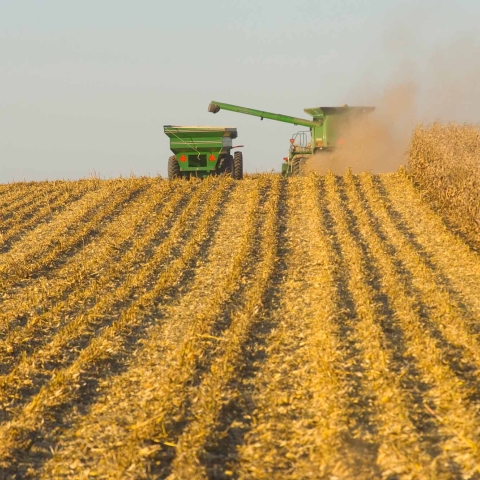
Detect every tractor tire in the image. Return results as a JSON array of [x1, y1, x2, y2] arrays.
[[233, 151, 243, 180], [292, 156, 307, 176], [217, 155, 233, 176], [168, 155, 181, 180], [292, 157, 301, 176]]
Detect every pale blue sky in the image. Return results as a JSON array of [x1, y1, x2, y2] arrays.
[[1, 0, 479, 181]]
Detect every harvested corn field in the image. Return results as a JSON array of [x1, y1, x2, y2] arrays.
[[1, 172, 480, 479]]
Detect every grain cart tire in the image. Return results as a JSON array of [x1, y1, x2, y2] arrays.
[[168, 155, 181, 180], [224, 155, 234, 176], [233, 151, 243, 180], [216, 155, 224, 174], [226, 155, 233, 176], [215, 154, 232, 176]]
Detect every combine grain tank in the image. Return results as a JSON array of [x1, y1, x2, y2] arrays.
[[208, 101, 375, 176], [164, 125, 243, 180]]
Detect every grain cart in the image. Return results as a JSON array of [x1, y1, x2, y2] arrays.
[[164, 125, 243, 180], [208, 101, 375, 176]]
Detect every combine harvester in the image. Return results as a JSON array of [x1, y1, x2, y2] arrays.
[[208, 101, 375, 176], [164, 125, 243, 180]]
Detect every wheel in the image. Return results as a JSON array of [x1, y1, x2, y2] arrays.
[[233, 151, 243, 180], [217, 155, 233, 176], [168, 155, 181, 180], [292, 156, 306, 176], [292, 157, 301, 176]]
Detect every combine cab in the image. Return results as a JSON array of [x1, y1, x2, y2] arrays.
[[164, 125, 243, 180], [208, 101, 375, 176]]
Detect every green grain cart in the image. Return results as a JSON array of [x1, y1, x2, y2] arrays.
[[164, 125, 243, 180], [208, 101, 375, 176]]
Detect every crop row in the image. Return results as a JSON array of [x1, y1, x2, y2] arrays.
[[0, 177, 231, 474], [41, 176, 275, 478], [1, 173, 480, 479]]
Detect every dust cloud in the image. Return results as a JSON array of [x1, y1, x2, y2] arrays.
[[306, 22, 480, 175], [306, 83, 417, 174]]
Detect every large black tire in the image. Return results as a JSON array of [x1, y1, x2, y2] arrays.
[[292, 157, 301, 176], [168, 155, 181, 180], [292, 156, 307, 176], [233, 151, 243, 180], [217, 155, 233, 176], [216, 155, 225, 174]]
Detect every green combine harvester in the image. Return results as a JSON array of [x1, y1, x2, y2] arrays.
[[164, 125, 243, 180], [208, 101, 375, 176]]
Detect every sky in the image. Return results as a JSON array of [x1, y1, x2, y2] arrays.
[[1, 0, 479, 182]]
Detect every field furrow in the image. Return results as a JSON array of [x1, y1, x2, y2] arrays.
[[0, 180, 97, 252], [354, 174, 480, 476], [0, 172, 479, 479], [167, 176, 281, 480], [357, 174, 480, 380], [287, 174, 373, 478], [0, 182, 18, 202], [0, 179, 181, 365], [0, 179, 218, 413], [0, 177, 233, 476], [379, 173, 480, 318], [322, 172, 436, 476], [0, 182, 58, 221], [40, 176, 268, 478], [0, 179, 139, 289], [236, 175, 362, 479]]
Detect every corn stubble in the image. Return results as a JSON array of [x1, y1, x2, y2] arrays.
[[0, 167, 480, 479]]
